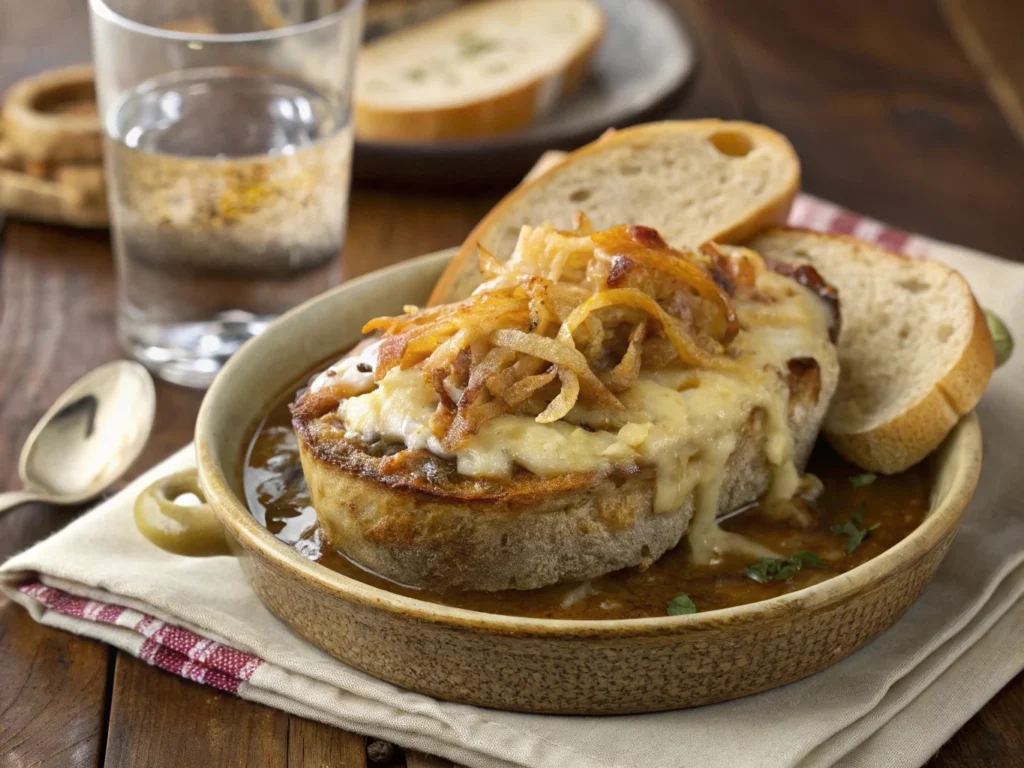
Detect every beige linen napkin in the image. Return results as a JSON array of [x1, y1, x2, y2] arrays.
[[2, 197, 1023, 768]]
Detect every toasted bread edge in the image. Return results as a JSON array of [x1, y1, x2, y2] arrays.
[[427, 120, 800, 306]]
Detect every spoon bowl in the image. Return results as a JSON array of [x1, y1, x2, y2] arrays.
[[0, 361, 155, 513]]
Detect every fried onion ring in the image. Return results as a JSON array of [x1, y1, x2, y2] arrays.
[[537, 368, 580, 423]]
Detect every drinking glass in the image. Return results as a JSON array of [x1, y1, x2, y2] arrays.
[[89, 0, 363, 387]]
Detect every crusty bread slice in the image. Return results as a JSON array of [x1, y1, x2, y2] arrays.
[[355, 0, 605, 142], [429, 120, 801, 304], [749, 228, 995, 474], [294, 359, 834, 592], [292, 236, 840, 591]]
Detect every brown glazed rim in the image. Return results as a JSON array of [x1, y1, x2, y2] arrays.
[[195, 250, 983, 639]]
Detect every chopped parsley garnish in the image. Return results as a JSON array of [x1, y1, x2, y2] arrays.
[[744, 551, 823, 583], [792, 550, 825, 568], [830, 503, 880, 555], [848, 473, 877, 488], [667, 593, 698, 616]]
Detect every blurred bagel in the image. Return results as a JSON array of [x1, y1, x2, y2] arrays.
[[2, 64, 101, 163]]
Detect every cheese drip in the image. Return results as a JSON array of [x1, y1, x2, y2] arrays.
[[328, 269, 836, 564]]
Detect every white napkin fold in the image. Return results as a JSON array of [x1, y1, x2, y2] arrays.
[[3, 197, 1023, 768]]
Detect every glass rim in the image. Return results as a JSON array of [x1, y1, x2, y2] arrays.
[[88, 0, 364, 44]]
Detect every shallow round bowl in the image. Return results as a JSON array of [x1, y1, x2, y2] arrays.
[[183, 250, 981, 714]]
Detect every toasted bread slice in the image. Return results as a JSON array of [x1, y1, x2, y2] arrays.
[[428, 120, 801, 305], [749, 228, 995, 473], [295, 390, 829, 592], [355, 0, 605, 142], [293, 235, 839, 591]]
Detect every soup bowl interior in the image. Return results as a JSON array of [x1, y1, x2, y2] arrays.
[[193, 250, 982, 714]]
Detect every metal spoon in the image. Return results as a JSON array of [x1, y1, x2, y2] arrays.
[[0, 361, 156, 514]]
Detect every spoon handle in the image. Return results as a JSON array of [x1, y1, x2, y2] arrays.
[[0, 490, 42, 514]]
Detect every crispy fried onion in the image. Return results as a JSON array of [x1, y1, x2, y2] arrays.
[[559, 289, 739, 372], [592, 225, 740, 346], [491, 329, 622, 412], [359, 220, 749, 449]]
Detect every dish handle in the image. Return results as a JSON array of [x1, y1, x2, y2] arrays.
[[134, 469, 232, 557]]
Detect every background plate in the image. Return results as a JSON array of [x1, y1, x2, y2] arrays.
[[353, 0, 697, 186]]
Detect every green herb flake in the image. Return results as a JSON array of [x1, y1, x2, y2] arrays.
[[792, 550, 825, 568], [849, 473, 877, 488], [403, 67, 428, 83], [985, 309, 1014, 368], [667, 593, 698, 616], [744, 551, 823, 584], [830, 503, 880, 555], [457, 31, 499, 58]]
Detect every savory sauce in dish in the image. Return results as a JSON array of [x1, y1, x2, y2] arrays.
[[243, 377, 932, 621]]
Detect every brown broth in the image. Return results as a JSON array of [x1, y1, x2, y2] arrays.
[[243, 378, 932, 621]]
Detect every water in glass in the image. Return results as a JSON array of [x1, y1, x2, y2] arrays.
[[106, 66, 352, 387]]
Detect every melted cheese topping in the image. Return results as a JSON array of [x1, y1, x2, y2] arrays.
[[314, 270, 836, 564], [311, 342, 379, 397]]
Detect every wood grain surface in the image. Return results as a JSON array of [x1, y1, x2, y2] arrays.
[[941, 0, 1024, 146], [2, 1, 1023, 767]]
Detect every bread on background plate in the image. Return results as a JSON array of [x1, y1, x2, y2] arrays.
[[356, 0, 605, 142], [429, 120, 801, 305]]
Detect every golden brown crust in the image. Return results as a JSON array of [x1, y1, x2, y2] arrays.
[[296, 412, 789, 591], [292, 349, 834, 591], [826, 299, 994, 473], [750, 227, 996, 474], [293, 400, 608, 503]]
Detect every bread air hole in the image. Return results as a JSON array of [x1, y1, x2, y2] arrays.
[[938, 323, 954, 342], [569, 188, 591, 202], [708, 130, 754, 157]]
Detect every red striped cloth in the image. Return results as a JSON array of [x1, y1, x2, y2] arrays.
[[19, 582, 263, 694], [789, 194, 912, 252], [13, 192, 917, 699]]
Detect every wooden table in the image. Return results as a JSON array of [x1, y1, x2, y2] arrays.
[[3, 1, 1024, 766]]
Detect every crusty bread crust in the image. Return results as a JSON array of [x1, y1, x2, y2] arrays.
[[750, 228, 995, 474], [295, 407, 822, 592], [355, 2, 605, 143], [292, 350, 836, 591], [826, 298, 993, 472], [428, 120, 801, 305]]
